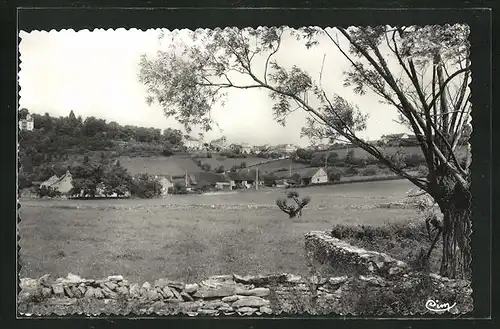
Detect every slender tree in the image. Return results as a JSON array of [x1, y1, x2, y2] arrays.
[[138, 25, 472, 279]]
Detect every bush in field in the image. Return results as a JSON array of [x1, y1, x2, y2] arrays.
[[365, 156, 379, 166], [201, 163, 211, 172], [18, 173, 32, 189], [130, 173, 162, 198], [215, 165, 225, 173], [276, 191, 311, 218], [328, 170, 342, 182], [35, 185, 61, 198], [220, 151, 240, 158], [162, 147, 174, 156], [361, 167, 377, 176], [101, 163, 133, 197], [404, 153, 426, 167], [345, 149, 355, 164], [168, 182, 188, 195], [417, 164, 428, 177], [344, 166, 359, 176], [239, 161, 247, 169], [261, 173, 278, 187]]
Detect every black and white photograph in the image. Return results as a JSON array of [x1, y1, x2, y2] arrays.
[[17, 15, 478, 317]]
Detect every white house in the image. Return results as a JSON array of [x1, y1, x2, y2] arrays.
[[19, 114, 34, 131], [286, 167, 328, 186], [284, 144, 298, 154], [240, 143, 252, 154], [40, 170, 73, 194], [184, 137, 204, 151], [380, 133, 411, 145], [210, 136, 228, 151]]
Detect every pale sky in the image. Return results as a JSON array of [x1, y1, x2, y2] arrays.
[[18, 28, 410, 147]]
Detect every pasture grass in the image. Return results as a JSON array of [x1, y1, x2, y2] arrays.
[[19, 181, 420, 284]]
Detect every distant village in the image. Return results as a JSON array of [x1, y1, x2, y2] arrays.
[[21, 108, 422, 199]]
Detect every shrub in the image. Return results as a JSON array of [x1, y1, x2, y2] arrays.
[[344, 166, 359, 176], [404, 153, 426, 167], [18, 173, 32, 189], [220, 151, 240, 158], [239, 161, 247, 169], [327, 170, 341, 183], [130, 174, 162, 198], [361, 167, 377, 176], [168, 182, 188, 195], [215, 165, 225, 173], [417, 164, 428, 176], [201, 163, 211, 172], [162, 147, 173, 156], [365, 156, 379, 165], [35, 185, 61, 198]]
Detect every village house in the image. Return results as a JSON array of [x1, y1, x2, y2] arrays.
[[184, 136, 204, 151], [271, 143, 298, 156], [275, 167, 328, 186], [240, 143, 252, 154], [209, 136, 228, 151], [19, 114, 34, 131], [40, 170, 73, 194], [379, 133, 417, 146]]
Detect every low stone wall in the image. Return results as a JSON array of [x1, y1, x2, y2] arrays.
[[18, 271, 472, 315], [305, 231, 408, 277], [18, 272, 353, 315]]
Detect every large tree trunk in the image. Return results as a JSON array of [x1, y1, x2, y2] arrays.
[[438, 182, 472, 280]]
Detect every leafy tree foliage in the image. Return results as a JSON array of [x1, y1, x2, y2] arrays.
[[130, 173, 162, 199]]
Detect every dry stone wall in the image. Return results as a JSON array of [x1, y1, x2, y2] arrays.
[[305, 231, 409, 277], [19, 272, 353, 315], [18, 271, 472, 316]]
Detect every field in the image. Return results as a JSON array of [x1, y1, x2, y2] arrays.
[[118, 155, 201, 176], [194, 154, 265, 170], [18, 180, 421, 284], [249, 158, 310, 173], [316, 145, 470, 159]]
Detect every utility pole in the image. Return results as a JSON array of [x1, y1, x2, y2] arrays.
[[185, 170, 188, 188], [289, 164, 292, 177], [255, 167, 259, 190]]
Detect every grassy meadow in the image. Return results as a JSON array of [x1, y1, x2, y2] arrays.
[[18, 180, 422, 283]]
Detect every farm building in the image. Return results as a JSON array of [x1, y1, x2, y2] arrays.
[[275, 167, 328, 186], [184, 136, 204, 151], [40, 175, 60, 188], [379, 133, 417, 146], [40, 170, 73, 194], [51, 170, 73, 194], [19, 114, 34, 131], [209, 136, 228, 151]]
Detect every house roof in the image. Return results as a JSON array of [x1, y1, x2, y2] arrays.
[[41, 175, 60, 186], [382, 133, 409, 139]]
